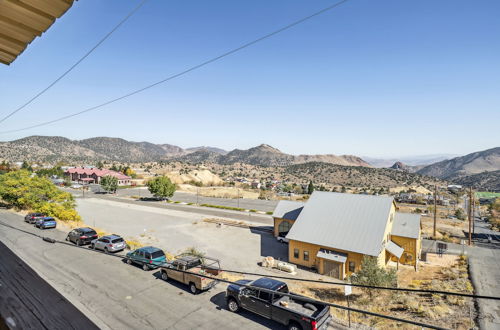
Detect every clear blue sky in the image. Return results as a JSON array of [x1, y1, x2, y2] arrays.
[[1, 0, 499, 158]]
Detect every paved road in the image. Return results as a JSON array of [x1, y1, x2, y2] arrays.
[[81, 186, 279, 212], [422, 239, 500, 329], [0, 210, 287, 330]]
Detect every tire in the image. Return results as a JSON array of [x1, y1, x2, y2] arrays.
[[227, 298, 240, 313], [142, 263, 149, 271], [288, 322, 302, 330], [127, 258, 132, 265], [189, 282, 199, 294], [104, 247, 109, 254], [65, 236, 69, 242], [77, 240, 82, 246], [161, 271, 168, 281], [90, 244, 95, 250]]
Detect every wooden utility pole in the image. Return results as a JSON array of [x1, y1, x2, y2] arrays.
[[472, 192, 476, 235], [433, 185, 437, 239], [468, 187, 472, 245]]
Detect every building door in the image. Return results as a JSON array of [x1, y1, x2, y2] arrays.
[[324, 260, 341, 279]]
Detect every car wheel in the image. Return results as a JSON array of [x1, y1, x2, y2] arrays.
[[189, 282, 199, 294], [142, 264, 149, 271], [65, 236, 69, 242], [227, 298, 240, 313], [104, 247, 109, 254], [77, 240, 82, 246], [127, 258, 132, 265], [161, 271, 168, 281], [90, 244, 95, 249], [288, 322, 302, 330]]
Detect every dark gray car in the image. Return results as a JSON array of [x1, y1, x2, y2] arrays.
[[24, 213, 46, 224]]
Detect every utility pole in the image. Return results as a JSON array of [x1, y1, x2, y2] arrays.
[[468, 187, 472, 246], [196, 187, 199, 205], [472, 191, 476, 235], [433, 185, 437, 239], [237, 189, 240, 208]]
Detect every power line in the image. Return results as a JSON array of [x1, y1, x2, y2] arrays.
[[0, 0, 351, 134], [0, 0, 148, 126]]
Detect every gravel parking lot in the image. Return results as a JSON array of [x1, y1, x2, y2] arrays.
[[77, 198, 288, 272]]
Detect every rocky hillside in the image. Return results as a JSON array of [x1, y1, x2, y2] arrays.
[[0, 136, 370, 167], [453, 171, 500, 191], [417, 147, 500, 179], [285, 162, 441, 188]]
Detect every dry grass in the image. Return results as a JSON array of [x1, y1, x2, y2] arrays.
[[287, 256, 476, 329]]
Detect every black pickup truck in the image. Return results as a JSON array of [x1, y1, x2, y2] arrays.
[[226, 277, 331, 330]]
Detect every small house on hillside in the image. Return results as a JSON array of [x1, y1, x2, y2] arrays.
[[272, 192, 421, 279]]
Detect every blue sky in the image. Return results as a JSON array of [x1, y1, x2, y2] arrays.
[[1, 0, 499, 157]]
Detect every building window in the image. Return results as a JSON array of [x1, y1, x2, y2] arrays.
[[349, 261, 355, 273], [293, 248, 299, 259], [278, 221, 292, 234], [303, 251, 309, 261]]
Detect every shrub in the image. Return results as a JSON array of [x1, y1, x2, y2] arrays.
[[350, 256, 397, 298]]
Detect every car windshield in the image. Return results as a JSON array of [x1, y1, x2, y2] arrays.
[[83, 230, 97, 235], [151, 250, 165, 259], [111, 238, 124, 243]]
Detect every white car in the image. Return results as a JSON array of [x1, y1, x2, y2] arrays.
[[276, 233, 289, 244], [71, 184, 83, 189]]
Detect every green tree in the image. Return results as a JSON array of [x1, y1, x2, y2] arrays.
[[350, 256, 397, 298], [0, 170, 80, 221], [96, 161, 104, 169], [455, 208, 466, 220], [307, 181, 314, 194], [341, 185, 347, 193], [146, 176, 176, 200], [101, 175, 118, 193], [21, 161, 33, 172]]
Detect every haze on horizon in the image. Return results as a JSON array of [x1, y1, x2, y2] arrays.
[[1, 0, 499, 158]]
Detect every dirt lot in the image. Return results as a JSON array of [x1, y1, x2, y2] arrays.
[[286, 254, 476, 329], [397, 203, 468, 243]]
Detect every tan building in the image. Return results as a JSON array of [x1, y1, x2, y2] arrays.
[[272, 200, 304, 238], [274, 192, 421, 279]]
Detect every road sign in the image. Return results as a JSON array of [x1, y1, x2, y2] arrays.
[[345, 285, 352, 296]]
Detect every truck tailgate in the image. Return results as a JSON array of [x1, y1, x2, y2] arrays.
[[315, 306, 331, 329]]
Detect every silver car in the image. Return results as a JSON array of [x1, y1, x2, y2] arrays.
[[90, 235, 126, 253]]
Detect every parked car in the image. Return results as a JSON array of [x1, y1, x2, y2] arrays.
[[160, 255, 222, 294], [125, 246, 167, 271], [90, 235, 126, 253], [66, 227, 98, 246], [71, 184, 83, 189], [277, 232, 289, 244], [226, 277, 331, 330], [34, 217, 57, 229], [24, 212, 46, 224]]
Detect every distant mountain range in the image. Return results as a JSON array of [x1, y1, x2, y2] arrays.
[[0, 136, 368, 167], [364, 154, 458, 168], [415, 147, 500, 189], [1, 136, 498, 190]]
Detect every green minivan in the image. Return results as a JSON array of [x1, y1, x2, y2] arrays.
[[125, 246, 167, 271]]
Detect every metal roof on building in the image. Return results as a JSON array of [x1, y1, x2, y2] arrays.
[[286, 191, 394, 256], [392, 212, 421, 239], [317, 249, 347, 263], [385, 241, 404, 259], [0, 0, 75, 65], [272, 200, 304, 221]]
